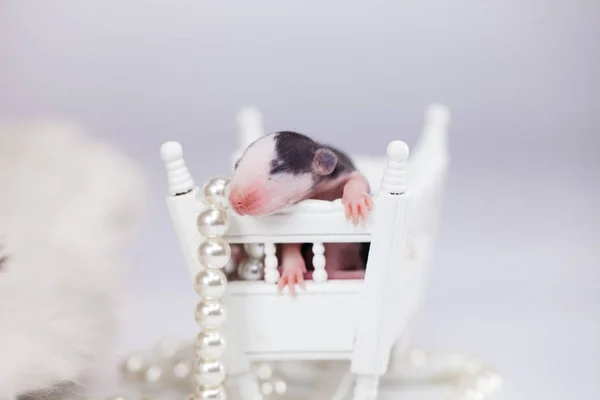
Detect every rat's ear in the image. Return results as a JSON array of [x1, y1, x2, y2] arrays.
[[312, 148, 337, 175]]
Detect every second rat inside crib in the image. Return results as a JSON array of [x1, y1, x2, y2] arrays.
[[227, 131, 372, 295]]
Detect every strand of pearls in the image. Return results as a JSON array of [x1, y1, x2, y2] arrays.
[[113, 343, 501, 400], [192, 177, 232, 400]]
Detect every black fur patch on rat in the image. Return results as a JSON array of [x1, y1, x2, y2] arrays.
[[271, 131, 356, 187]]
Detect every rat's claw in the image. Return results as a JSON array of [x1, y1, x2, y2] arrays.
[[343, 191, 373, 225], [277, 274, 288, 294], [351, 202, 359, 225], [344, 202, 351, 221], [364, 195, 374, 210], [277, 262, 306, 297], [344, 202, 359, 226], [358, 201, 369, 222]]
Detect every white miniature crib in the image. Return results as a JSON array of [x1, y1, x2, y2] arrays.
[[160, 104, 450, 400]]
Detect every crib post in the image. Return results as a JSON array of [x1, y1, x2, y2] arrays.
[[161, 142, 204, 279], [350, 140, 410, 400], [162, 141, 195, 196], [231, 106, 265, 168], [411, 103, 450, 265], [412, 103, 450, 167]]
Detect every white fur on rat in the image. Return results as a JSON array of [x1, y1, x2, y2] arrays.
[[0, 122, 144, 398]]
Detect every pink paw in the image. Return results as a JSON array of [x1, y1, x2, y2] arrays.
[[277, 261, 306, 297], [342, 187, 373, 225]]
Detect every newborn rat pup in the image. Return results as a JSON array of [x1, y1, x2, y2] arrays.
[[228, 131, 372, 295]]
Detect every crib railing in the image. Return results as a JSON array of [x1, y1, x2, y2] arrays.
[[223, 139, 408, 285]]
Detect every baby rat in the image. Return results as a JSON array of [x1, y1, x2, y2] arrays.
[[228, 131, 373, 295]]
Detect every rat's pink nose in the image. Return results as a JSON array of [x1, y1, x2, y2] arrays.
[[228, 185, 268, 215]]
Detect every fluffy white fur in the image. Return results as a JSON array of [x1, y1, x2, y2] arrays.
[[0, 122, 144, 399]]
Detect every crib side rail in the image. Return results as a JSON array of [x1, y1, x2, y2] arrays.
[[223, 200, 373, 244], [351, 140, 411, 377]]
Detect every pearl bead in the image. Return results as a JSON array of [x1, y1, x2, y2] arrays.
[[194, 269, 227, 298], [236, 258, 264, 281], [274, 380, 288, 394], [144, 365, 162, 383], [197, 208, 229, 238], [195, 298, 226, 328], [123, 354, 144, 373], [156, 336, 180, 359], [203, 177, 229, 208], [173, 361, 192, 379], [194, 384, 227, 400], [243, 243, 265, 259], [256, 362, 273, 379], [194, 359, 226, 387], [196, 329, 226, 359], [261, 382, 273, 395], [198, 238, 231, 269]]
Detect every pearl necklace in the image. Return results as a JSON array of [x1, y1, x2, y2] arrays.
[[110, 338, 502, 400]]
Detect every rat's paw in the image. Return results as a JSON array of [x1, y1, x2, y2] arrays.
[[343, 189, 373, 226], [277, 262, 306, 297]]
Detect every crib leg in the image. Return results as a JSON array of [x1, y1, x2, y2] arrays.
[[226, 370, 264, 400], [352, 375, 380, 400], [391, 323, 413, 361], [222, 318, 263, 399]]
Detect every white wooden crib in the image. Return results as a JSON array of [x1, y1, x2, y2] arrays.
[[160, 104, 450, 400]]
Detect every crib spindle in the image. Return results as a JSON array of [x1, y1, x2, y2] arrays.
[[263, 242, 279, 284], [311, 242, 327, 283], [161, 141, 195, 196]]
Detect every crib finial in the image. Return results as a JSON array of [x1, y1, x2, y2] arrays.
[[236, 106, 264, 149], [161, 141, 195, 196], [380, 140, 409, 195]]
